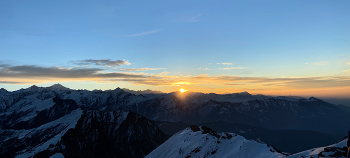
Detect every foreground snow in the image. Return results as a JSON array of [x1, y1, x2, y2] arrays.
[[288, 139, 348, 158], [146, 126, 285, 158], [49, 153, 64, 158], [146, 125, 349, 158]]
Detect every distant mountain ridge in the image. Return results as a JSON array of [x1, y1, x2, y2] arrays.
[[122, 88, 164, 95], [1, 84, 349, 134], [1, 84, 350, 157]]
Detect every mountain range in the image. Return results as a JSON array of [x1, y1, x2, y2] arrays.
[[0, 84, 349, 157]]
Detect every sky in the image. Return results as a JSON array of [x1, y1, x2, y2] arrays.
[[0, 0, 350, 98]]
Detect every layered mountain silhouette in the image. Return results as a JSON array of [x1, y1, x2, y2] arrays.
[[0, 84, 349, 157]]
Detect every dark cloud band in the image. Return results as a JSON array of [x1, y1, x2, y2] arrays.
[[73, 59, 130, 67], [0, 65, 146, 79]]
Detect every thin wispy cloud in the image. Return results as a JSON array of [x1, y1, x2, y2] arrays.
[[198, 68, 210, 70], [220, 67, 247, 70], [0, 63, 9, 68], [74, 59, 131, 67], [222, 62, 233, 65], [122, 29, 161, 37], [224, 83, 246, 86], [187, 75, 350, 89], [117, 68, 165, 71], [0, 81, 25, 84], [1, 63, 350, 93], [0, 65, 147, 79]]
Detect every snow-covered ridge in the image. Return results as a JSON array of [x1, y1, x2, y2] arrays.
[[288, 139, 349, 158], [146, 125, 286, 158], [0, 84, 349, 135], [0, 84, 349, 157], [6, 109, 84, 158], [30, 110, 169, 158], [147, 125, 349, 158]]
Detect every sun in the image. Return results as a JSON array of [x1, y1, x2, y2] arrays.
[[180, 89, 186, 93]]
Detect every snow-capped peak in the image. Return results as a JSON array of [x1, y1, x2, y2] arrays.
[[27, 85, 45, 91], [47, 83, 70, 91], [146, 125, 285, 158], [29, 85, 39, 89], [288, 139, 348, 158], [0, 88, 8, 93], [309, 97, 321, 101]]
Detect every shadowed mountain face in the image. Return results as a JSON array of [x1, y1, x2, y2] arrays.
[[1, 86, 349, 134], [130, 96, 350, 135], [0, 97, 168, 157], [34, 110, 169, 158], [7, 96, 79, 130]]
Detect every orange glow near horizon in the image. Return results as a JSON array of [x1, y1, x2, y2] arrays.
[[2, 73, 350, 99]]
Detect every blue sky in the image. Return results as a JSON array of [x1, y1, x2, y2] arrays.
[[1, 0, 350, 97]]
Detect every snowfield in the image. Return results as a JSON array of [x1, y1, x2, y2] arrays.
[[288, 139, 348, 158], [15, 109, 83, 158], [146, 126, 286, 158]]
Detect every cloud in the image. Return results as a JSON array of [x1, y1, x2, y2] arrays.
[[122, 29, 161, 37], [74, 59, 131, 67], [224, 83, 246, 86], [0, 81, 25, 84], [198, 68, 210, 70], [0, 65, 147, 79], [1, 63, 350, 91], [262, 83, 286, 87], [117, 68, 165, 71], [222, 62, 233, 65], [187, 75, 350, 89], [101, 74, 350, 89], [0, 65, 100, 78], [0, 61, 10, 68], [220, 67, 247, 70]]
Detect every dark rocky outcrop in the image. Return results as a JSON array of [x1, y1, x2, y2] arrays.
[[35, 110, 169, 158]]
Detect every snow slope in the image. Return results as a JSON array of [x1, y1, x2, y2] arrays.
[[288, 139, 348, 158], [14, 109, 83, 158], [31, 110, 169, 158], [146, 125, 286, 158]]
